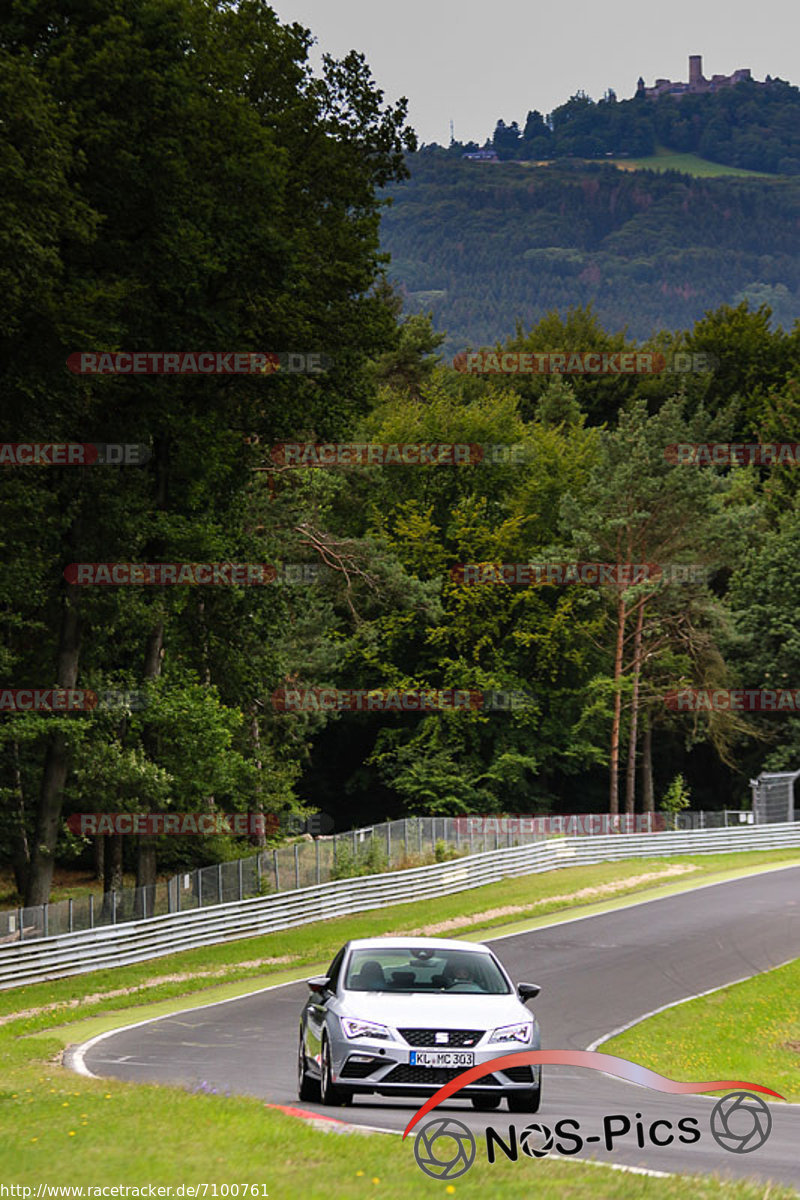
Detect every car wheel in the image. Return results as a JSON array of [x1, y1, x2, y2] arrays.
[[297, 1029, 321, 1102], [471, 1095, 501, 1111], [507, 1080, 542, 1113], [320, 1035, 353, 1106]]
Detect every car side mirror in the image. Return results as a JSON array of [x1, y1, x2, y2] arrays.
[[306, 975, 331, 996], [517, 982, 541, 1003]]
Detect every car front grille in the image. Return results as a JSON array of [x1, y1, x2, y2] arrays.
[[383, 1065, 500, 1086], [397, 1028, 484, 1047]]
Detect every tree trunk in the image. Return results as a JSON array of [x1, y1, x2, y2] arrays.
[[608, 594, 627, 815], [641, 712, 654, 813], [624, 600, 646, 814], [136, 619, 164, 911], [24, 585, 82, 906], [94, 832, 105, 881], [10, 740, 30, 896], [250, 707, 267, 848], [103, 833, 124, 919]]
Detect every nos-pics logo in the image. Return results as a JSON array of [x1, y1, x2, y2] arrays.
[[403, 1050, 782, 1181], [414, 1093, 773, 1180]]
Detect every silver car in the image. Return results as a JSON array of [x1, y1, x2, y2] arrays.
[[297, 936, 542, 1112]]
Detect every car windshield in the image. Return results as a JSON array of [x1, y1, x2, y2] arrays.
[[343, 947, 510, 994]]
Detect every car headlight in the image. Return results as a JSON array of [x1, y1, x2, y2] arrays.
[[341, 1018, 391, 1040], [489, 1021, 533, 1044]]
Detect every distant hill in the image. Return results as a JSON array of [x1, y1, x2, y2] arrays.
[[380, 158, 800, 352], [440, 77, 800, 177]]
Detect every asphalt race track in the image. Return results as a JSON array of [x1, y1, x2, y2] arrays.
[[72, 866, 800, 1189]]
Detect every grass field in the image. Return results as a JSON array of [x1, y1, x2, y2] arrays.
[[2, 849, 798, 1196], [604, 956, 800, 1104], [606, 148, 771, 177]]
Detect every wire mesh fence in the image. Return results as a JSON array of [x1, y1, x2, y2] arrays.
[[0, 809, 768, 944]]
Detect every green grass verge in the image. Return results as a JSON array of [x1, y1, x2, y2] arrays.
[[604, 956, 800, 1103], [3, 849, 800, 1032], [2, 849, 799, 1194], [2, 1079, 797, 1199]]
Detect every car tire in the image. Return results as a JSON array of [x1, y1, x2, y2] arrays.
[[319, 1035, 353, 1107], [297, 1029, 321, 1102], [507, 1080, 542, 1113], [471, 1095, 501, 1111]]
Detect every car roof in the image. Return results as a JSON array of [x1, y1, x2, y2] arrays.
[[344, 936, 493, 953]]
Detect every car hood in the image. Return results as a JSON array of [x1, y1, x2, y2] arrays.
[[337, 990, 532, 1030]]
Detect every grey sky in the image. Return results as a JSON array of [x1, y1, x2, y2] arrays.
[[272, 0, 799, 146]]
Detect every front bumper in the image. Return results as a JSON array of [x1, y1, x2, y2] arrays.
[[328, 1028, 541, 1096]]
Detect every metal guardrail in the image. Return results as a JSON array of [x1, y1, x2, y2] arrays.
[[0, 810, 752, 946], [1, 821, 798, 990]]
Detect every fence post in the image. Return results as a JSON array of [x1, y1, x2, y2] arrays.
[[68, 898, 74, 933], [470, 824, 474, 854], [273, 848, 280, 892], [89, 894, 94, 929], [294, 843, 300, 889], [404, 818, 409, 858], [432, 817, 436, 851], [316, 837, 321, 885], [353, 829, 357, 858], [386, 823, 391, 866], [238, 857, 244, 901], [456, 820, 461, 852], [176, 878, 181, 913], [42, 904, 48, 938], [111, 890, 117, 925], [217, 863, 223, 904], [197, 869, 203, 907], [18, 907, 23, 943], [142, 888, 147, 920], [256, 853, 262, 891], [418, 820, 423, 857]]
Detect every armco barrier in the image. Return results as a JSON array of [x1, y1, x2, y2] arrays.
[[1, 822, 799, 990]]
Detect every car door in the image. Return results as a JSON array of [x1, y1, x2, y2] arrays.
[[305, 946, 345, 1069]]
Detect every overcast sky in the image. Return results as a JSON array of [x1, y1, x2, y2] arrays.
[[272, 0, 799, 147]]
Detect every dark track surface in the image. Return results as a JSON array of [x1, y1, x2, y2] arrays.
[[77, 867, 800, 1189]]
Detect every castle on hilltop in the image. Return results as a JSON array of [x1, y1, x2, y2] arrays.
[[636, 55, 767, 99]]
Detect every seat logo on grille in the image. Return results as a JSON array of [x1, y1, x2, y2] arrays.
[[435, 1032, 449, 1044]]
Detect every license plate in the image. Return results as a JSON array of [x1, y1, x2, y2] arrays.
[[409, 1050, 474, 1068]]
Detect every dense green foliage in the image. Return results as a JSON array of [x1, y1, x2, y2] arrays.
[[1, 1, 798, 902]]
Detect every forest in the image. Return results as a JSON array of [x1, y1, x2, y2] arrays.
[[381, 156, 800, 351], [1, 0, 799, 905]]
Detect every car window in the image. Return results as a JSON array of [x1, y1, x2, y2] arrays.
[[326, 947, 345, 992], [343, 948, 510, 993]]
